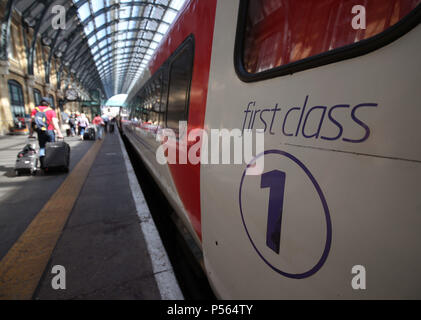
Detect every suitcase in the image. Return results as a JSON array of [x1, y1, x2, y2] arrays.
[[44, 140, 70, 172], [14, 138, 38, 176], [15, 150, 38, 176], [83, 127, 96, 140]]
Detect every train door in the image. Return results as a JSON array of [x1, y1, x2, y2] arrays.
[[157, 36, 199, 242]]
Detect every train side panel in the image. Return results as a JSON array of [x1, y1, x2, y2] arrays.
[[202, 0, 421, 298], [123, 0, 217, 246]]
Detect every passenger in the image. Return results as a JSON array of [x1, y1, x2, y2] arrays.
[[77, 113, 89, 140], [74, 113, 80, 135], [61, 111, 69, 124], [92, 114, 105, 140], [109, 117, 116, 134], [61, 111, 70, 137], [101, 114, 109, 133], [69, 113, 76, 136], [29, 97, 63, 168], [15, 114, 26, 129]]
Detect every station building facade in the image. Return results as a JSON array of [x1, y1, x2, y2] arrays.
[[0, 2, 90, 135]]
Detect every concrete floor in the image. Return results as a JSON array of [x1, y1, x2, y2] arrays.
[[0, 133, 166, 299]]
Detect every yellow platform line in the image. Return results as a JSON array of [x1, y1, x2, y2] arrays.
[[0, 139, 104, 300]]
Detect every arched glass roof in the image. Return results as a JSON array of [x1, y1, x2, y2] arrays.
[[104, 93, 127, 107], [13, 0, 186, 99]]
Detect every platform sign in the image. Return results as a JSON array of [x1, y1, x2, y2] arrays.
[[239, 150, 332, 278]]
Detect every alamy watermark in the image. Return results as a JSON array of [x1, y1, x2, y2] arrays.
[[155, 121, 265, 175], [351, 265, 366, 290], [51, 5, 66, 30], [51, 265, 66, 290], [352, 5, 366, 30]]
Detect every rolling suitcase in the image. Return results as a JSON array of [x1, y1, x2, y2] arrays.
[[14, 137, 38, 176], [44, 139, 70, 172], [83, 127, 96, 140]]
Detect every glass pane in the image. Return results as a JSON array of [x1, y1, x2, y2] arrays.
[[95, 13, 106, 27], [98, 39, 107, 48], [91, 0, 103, 13], [163, 10, 176, 24], [88, 36, 96, 46], [84, 21, 94, 34], [166, 45, 193, 131], [97, 29, 106, 39], [78, 3, 90, 21], [118, 21, 128, 31], [9, 82, 24, 107], [243, 0, 421, 74], [120, 8, 131, 19]]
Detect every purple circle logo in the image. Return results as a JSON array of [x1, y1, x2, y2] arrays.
[[239, 149, 332, 279]]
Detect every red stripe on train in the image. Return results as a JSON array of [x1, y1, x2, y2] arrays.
[[149, 0, 218, 241]]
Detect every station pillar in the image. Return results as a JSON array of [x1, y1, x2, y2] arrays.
[[0, 60, 12, 135]]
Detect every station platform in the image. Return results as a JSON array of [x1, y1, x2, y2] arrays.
[[0, 131, 183, 300]]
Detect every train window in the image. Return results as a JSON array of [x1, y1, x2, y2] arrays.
[[132, 71, 164, 128], [234, 0, 421, 81], [166, 36, 194, 133]]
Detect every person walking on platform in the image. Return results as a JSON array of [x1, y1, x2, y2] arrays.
[[29, 97, 63, 168], [109, 117, 116, 134], [69, 113, 76, 136], [93, 114, 105, 140], [101, 114, 109, 133], [77, 113, 89, 140]]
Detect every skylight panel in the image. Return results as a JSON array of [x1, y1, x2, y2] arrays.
[[170, 0, 185, 11], [118, 21, 129, 31], [91, 46, 99, 55], [97, 29, 106, 40], [91, 0, 103, 13], [157, 23, 169, 34], [100, 47, 108, 55], [95, 14, 106, 27], [132, 6, 140, 17], [120, 8, 131, 19], [163, 10, 177, 24], [98, 39, 107, 49], [153, 34, 163, 43], [78, 3, 90, 21], [84, 21, 94, 34], [129, 21, 137, 29], [88, 36, 96, 46]]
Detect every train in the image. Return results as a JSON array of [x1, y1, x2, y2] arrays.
[[120, 0, 421, 299]]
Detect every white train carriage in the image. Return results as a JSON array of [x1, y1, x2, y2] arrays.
[[122, 0, 421, 299]]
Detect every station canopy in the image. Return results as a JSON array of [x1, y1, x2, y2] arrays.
[[14, 0, 186, 98], [104, 93, 127, 106]]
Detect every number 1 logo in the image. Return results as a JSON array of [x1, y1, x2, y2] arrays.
[[261, 170, 286, 254], [239, 149, 332, 278]]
